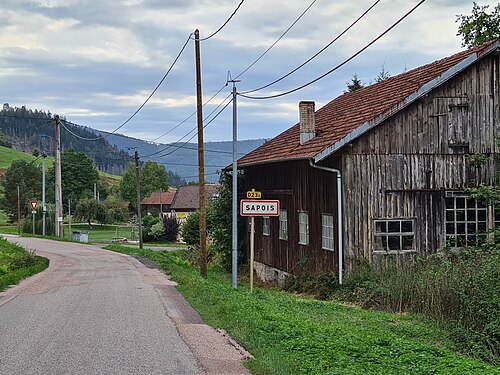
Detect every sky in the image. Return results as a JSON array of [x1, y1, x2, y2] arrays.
[[0, 0, 497, 145]]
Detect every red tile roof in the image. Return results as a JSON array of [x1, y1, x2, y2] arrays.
[[170, 184, 220, 210], [141, 191, 175, 205], [237, 40, 499, 167]]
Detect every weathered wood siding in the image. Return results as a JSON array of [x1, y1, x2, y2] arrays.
[[243, 160, 339, 274], [335, 53, 499, 267], [241, 52, 499, 275]]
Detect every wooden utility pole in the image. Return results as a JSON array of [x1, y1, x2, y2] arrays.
[[134, 150, 143, 249], [195, 29, 207, 278], [54, 115, 63, 237]]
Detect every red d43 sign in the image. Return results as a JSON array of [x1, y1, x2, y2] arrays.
[[240, 200, 280, 216]]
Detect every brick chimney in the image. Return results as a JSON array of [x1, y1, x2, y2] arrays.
[[299, 101, 315, 144]]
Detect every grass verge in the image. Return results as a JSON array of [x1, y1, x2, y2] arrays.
[[0, 237, 49, 292], [106, 244, 499, 375]]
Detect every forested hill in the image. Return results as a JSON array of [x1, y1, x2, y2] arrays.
[[0, 104, 131, 175], [0, 104, 266, 183]]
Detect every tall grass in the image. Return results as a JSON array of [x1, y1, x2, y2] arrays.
[[338, 245, 500, 364]]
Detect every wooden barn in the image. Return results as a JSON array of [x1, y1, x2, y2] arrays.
[[237, 40, 500, 285]]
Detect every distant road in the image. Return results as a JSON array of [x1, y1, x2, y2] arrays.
[[0, 236, 250, 375]]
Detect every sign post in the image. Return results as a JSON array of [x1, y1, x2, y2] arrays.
[[30, 199, 38, 235], [240, 192, 279, 292]]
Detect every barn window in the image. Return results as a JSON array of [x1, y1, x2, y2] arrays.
[[279, 209, 288, 240], [445, 192, 489, 247], [263, 217, 270, 236], [373, 219, 415, 252], [298, 211, 309, 245], [322, 214, 334, 250]]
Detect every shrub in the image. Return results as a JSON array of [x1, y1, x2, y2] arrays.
[[162, 216, 179, 242]]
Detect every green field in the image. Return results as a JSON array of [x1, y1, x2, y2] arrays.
[[106, 245, 499, 375], [0, 145, 54, 169]]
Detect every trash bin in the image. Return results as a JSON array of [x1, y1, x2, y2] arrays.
[[72, 231, 89, 243]]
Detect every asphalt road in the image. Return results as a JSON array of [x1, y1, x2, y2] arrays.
[[0, 236, 251, 375]]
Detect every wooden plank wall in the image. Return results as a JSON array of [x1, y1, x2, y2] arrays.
[[336, 54, 499, 267], [244, 160, 338, 274]]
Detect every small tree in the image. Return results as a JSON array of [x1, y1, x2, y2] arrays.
[[163, 216, 179, 242], [456, 2, 500, 48], [345, 74, 364, 93], [75, 198, 105, 228], [375, 64, 391, 82]]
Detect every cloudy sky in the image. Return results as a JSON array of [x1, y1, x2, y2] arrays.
[[1, 0, 496, 145]]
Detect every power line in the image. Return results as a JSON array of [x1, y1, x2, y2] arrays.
[[240, 0, 381, 94], [140, 93, 233, 158], [147, 0, 317, 145], [104, 33, 193, 136], [235, 0, 318, 80], [198, 0, 245, 41], [149, 98, 233, 160], [239, 0, 427, 100]]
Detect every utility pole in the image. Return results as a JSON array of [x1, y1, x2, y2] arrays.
[[17, 185, 20, 234], [134, 150, 143, 249], [54, 115, 63, 237], [195, 29, 207, 278], [42, 153, 47, 236], [230, 78, 240, 288]]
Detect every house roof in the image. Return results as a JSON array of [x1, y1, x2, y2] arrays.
[[170, 184, 220, 210], [237, 40, 500, 168], [140, 191, 175, 205]]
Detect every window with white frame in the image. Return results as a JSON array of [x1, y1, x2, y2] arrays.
[[322, 214, 334, 250], [298, 211, 309, 245], [279, 209, 288, 240], [263, 216, 270, 236], [445, 192, 489, 247], [374, 219, 415, 252]]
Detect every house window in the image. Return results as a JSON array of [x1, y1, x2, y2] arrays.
[[263, 217, 270, 236], [322, 214, 334, 250], [374, 219, 415, 252], [298, 211, 309, 245], [445, 192, 489, 247], [279, 210, 288, 240]]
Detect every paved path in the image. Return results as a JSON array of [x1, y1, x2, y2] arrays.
[[0, 236, 251, 375]]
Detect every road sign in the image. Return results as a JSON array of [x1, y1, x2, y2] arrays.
[[246, 191, 261, 199], [29, 200, 38, 213], [240, 200, 280, 216]]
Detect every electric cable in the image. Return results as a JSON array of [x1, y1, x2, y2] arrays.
[[240, 0, 381, 94], [197, 0, 245, 41], [239, 0, 426, 100], [140, 93, 233, 158], [235, 0, 318, 80], [147, 0, 317, 145], [151, 97, 233, 159]]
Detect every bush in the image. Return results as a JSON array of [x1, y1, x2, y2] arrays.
[[336, 246, 500, 364], [162, 216, 179, 242]]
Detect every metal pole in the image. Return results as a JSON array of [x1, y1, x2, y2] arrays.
[[250, 216, 255, 293], [17, 185, 20, 234], [195, 29, 207, 278], [42, 154, 46, 236], [134, 150, 143, 249], [231, 81, 240, 288], [32, 211, 35, 235], [55, 115, 63, 237]]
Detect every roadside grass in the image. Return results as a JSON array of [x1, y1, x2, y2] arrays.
[[105, 244, 499, 375], [0, 237, 48, 292]]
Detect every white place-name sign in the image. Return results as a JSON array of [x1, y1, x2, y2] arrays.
[[240, 200, 280, 216]]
